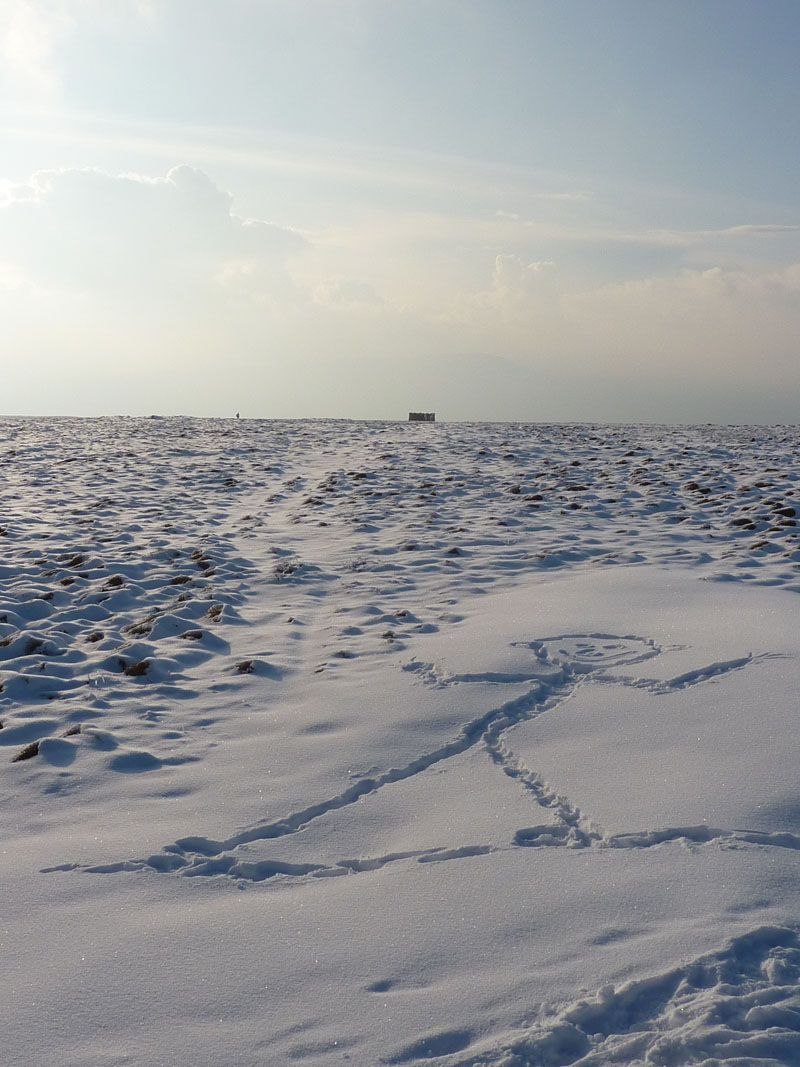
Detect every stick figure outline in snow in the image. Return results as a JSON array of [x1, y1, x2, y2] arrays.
[[52, 630, 782, 884]]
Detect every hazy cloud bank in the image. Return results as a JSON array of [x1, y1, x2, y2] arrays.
[[2, 164, 799, 421]]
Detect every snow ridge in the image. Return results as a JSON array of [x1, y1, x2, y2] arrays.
[[454, 925, 800, 1067]]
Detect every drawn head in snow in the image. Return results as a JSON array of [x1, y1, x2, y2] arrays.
[[519, 634, 660, 671]]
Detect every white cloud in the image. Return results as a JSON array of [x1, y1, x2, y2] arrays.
[[427, 250, 800, 417], [0, 164, 305, 299], [443, 253, 555, 332], [534, 190, 593, 203], [313, 277, 382, 311], [493, 253, 554, 286], [714, 224, 800, 237], [0, 164, 313, 413], [562, 264, 800, 381], [2, 161, 799, 421]]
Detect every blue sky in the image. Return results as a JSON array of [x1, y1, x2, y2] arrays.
[[2, 0, 799, 420]]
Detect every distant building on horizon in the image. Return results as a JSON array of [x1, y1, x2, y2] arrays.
[[408, 412, 435, 422]]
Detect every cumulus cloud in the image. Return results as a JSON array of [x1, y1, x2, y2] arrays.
[[562, 264, 800, 382], [429, 249, 800, 419], [312, 277, 383, 310], [0, 164, 305, 299], [2, 161, 800, 421], [0, 163, 315, 413], [493, 253, 553, 288], [445, 253, 555, 330]]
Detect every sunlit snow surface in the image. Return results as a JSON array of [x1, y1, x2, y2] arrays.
[[3, 417, 800, 1066]]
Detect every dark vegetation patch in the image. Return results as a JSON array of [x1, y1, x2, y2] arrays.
[[12, 740, 40, 762]]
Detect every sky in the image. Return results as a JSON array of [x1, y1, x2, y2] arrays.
[[2, 0, 800, 422]]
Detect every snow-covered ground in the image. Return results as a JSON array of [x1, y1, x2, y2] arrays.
[[3, 417, 800, 1066]]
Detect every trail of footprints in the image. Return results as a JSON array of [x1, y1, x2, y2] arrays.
[[52, 632, 792, 885]]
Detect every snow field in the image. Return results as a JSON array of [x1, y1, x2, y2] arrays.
[[2, 416, 800, 1065]]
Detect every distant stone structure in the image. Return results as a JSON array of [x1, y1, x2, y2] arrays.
[[408, 412, 435, 422]]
